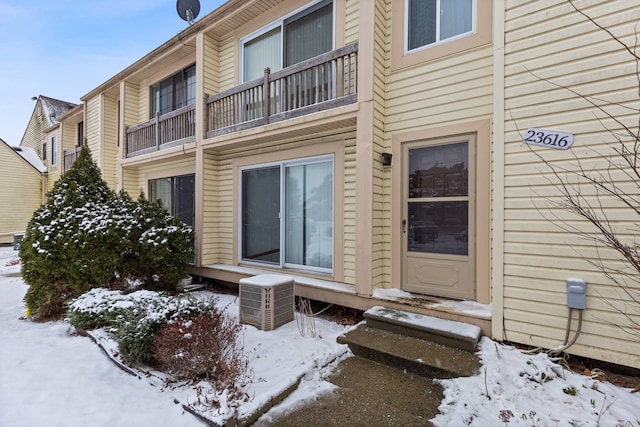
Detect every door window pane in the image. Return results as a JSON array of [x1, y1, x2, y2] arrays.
[[242, 166, 281, 263], [409, 142, 468, 198], [285, 161, 333, 269], [408, 201, 468, 255]]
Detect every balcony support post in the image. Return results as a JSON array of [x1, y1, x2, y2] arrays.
[[263, 67, 271, 125], [155, 111, 161, 151]]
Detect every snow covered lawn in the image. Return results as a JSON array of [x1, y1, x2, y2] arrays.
[[1, 245, 639, 426], [0, 247, 349, 426]]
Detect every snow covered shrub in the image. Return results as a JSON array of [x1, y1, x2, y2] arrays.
[[151, 310, 251, 396], [122, 194, 194, 292], [20, 146, 194, 318], [92, 291, 217, 364], [20, 146, 118, 317]]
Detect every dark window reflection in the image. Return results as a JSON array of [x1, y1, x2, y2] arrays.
[[409, 142, 468, 198], [408, 202, 468, 256]]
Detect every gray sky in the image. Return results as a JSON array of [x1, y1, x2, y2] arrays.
[[0, 0, 226, 146]]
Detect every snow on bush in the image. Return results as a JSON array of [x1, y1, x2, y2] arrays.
[[20, 146, 193, 318], [67, 288, 217, 364]]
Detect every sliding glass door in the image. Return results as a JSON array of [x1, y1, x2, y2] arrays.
[[241, 156, 333, 272]]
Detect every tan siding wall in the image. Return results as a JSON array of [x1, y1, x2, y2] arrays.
[[102, 96, 118, 189], [203, 33, 220, 96], [201, 152, 225, 265], [121, 168, 139, 197], [125, 158, 196, 198], [371, 0, 389, 288], [218, 33, 236, 91], [138, 81, 149, 123], [20, 104, 48, 157], [123, 81, 140, 128], [86, 96, 102, 167], [503, 0, 640, 368], [382, 1, 493, 293], [343, 137, 356, 284], [0, 144, 43, 244], [344, 0, 359, 44], [202, 130, 356, 282]]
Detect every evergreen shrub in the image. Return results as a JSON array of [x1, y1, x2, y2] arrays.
[[20, 146, 194, 318]]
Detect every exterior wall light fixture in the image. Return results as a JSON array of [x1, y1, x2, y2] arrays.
[[381, 152, 393, 166]]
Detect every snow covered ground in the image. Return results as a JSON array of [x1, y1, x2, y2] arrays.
[[1, 246, 639, 426]]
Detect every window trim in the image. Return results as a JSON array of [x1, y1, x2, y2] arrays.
[[391, 0, 492, 71], [239, 0, 335, 83], [238, 154, 334, 274]]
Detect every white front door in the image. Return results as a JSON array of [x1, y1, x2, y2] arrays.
[[402, 135, 476, 299]]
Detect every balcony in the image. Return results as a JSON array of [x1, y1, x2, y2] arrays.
[[206, 43, 358, 137], [125, 104, 196, 158], [63, 146, 82, 172], [124, 43, 358, 158]]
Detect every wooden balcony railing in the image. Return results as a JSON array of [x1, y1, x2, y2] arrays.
[[125, 104, 195, 158], [123, 44, 358, 158], [206, 43, 358, 137], [63, 146, 82, 172]]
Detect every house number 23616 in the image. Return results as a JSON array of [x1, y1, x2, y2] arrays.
[[523, 128, 574, 150]]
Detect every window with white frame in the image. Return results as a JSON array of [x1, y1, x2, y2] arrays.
[[51, 135, 58, 166], [241, 0, 333, 82], [406, 0, 475, 52], [240, 155, 333, 273], [150, 65, 196, 117]]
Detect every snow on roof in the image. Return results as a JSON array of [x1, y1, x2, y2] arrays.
[[39, 96, 77, 127], [10, 145, 47, 173]]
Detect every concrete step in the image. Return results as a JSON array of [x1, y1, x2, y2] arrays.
[[336, 306, 482, 379], [364, 306, 482, 352]]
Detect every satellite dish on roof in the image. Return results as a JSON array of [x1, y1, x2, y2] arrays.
[[177, 0, 200, 25]]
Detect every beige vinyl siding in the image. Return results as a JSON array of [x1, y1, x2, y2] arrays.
[[121, 168, 139, 197], [137, 82, 148, 124], [344, 0, 359, 44], [124, 158, 196, 198], [85, 96, 102, 167], [202, 129, 356, 282], [123, 81, 141, 130], [201, 151, 224, 265], [217, 33, 236, 90], [203, 33, 220, 96], [0, 144, 43, 244], [343, 137, 356, 284], [20, 104, 49, 156], [102, 96, 118, 189], [503, 0, 640, 368], [371, 0, 388, 288], [382, 2, 493, 293]]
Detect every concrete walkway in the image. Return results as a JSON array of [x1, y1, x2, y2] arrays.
[[254, 356, 442, 426]]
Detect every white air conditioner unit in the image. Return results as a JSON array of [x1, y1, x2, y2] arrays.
[[239, 274, 295, 331]]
